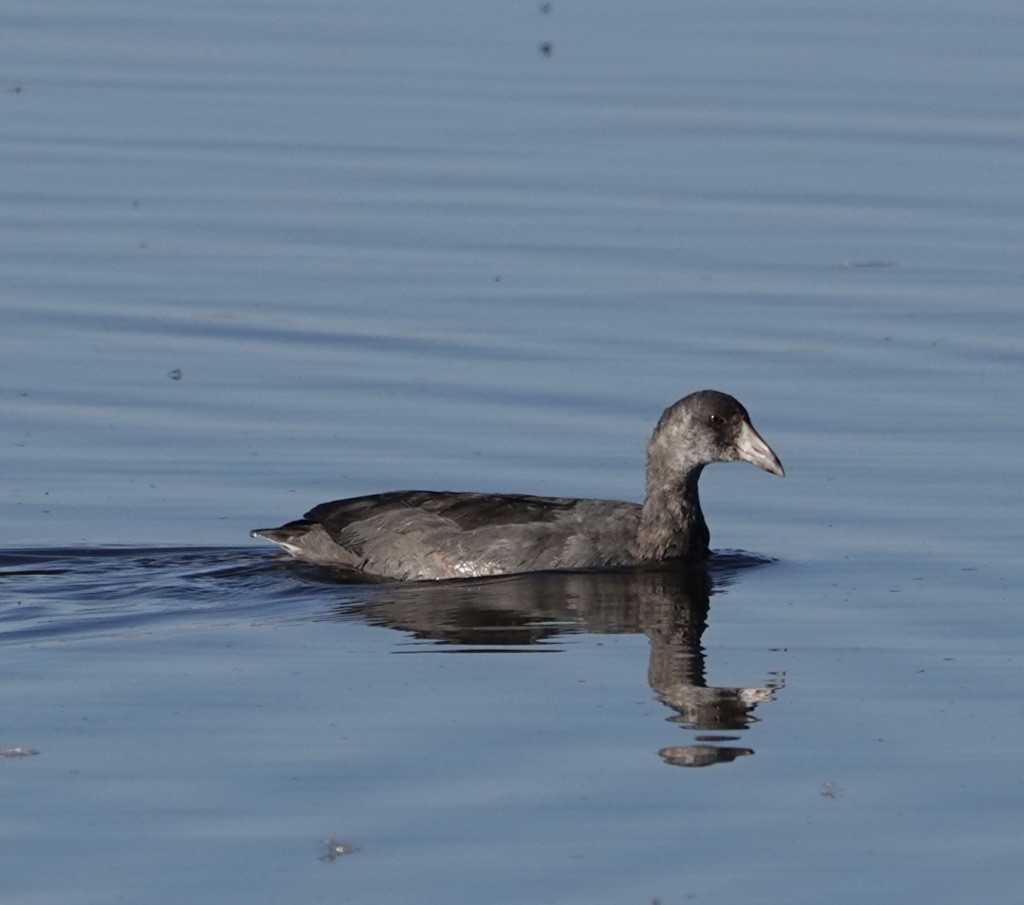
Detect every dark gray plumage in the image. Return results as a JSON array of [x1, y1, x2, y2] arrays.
[[251, 390, 784, 581]]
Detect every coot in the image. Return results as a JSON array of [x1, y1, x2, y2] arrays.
[[251, 390, 784, 580]]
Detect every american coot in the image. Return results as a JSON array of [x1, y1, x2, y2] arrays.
[[251, 390, 784, 581]]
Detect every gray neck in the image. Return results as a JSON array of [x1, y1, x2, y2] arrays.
[[632, 461, 709, 562]]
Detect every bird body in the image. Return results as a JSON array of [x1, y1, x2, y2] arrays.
[[252, 390, 784, 581]]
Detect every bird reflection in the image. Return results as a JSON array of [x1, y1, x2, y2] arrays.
[[296, 554, 783, 767]]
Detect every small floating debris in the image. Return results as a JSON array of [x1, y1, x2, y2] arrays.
[[320, 838, 359, 862], [167, 368, 183, 381], [0, 747, 39, 758], [539, 41, 553, 56], [819, 780, 840, 799]]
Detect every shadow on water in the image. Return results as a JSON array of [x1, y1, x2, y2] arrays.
[[0, 546, 784, 766]]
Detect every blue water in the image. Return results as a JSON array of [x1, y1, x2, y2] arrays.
[[3, 1, 1024, 902]]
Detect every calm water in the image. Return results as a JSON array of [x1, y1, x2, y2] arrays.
[[3, 1, 1024, 902]]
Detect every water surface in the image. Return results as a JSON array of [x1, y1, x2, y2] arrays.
[[2, 1, 1024, 902]]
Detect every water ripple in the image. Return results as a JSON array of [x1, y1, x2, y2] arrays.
[[0, 546, 772, 646], [0, 546, 364, 644]]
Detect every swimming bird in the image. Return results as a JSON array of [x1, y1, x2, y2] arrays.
[[251, 390, 784, 581]]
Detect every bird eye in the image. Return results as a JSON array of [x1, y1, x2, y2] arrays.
[[708, 413, 725, 426]]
